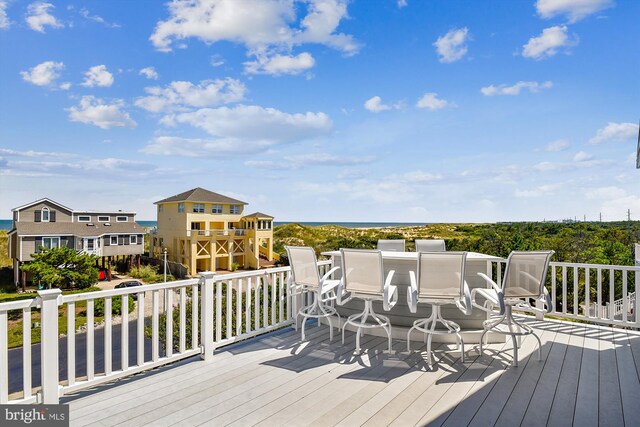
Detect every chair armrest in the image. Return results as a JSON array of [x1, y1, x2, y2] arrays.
[[383, 270, 397, 311], [336, 278, 352, 306], [455, 280, 472, 315], [471, 287, 505, 315], [320, 266, 340, 283], [407, 270, 417, 314], [477, 272, 502, 292]]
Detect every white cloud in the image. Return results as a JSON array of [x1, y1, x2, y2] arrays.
[[573, 151, 593, 162], [79, 7, 120, 28], [416, 93, 454, 111], [20, 61, 66, 88], [515, 184, 559, 198], [433, 27, 470, 63], [81, 65, 114, 87], [135, 78, 246, 113], [543, 139, 570, 152], [244, 52, 315, 75], [536, 0, 613, 23], [397, 0, 408, 8], [522, 25, 577, 60], [481, 80, 553, 96], [0, 1, 10, 29], [364, 96, 394, 113], [139, 67, 159, 80], [285, 153, 375, 166], [0, 148, 77, 158], [26, 2, 63, 33], [589, 122, 639, 145], [67, 96, 137, 129], [143, 104, 332, 157], [150, 0, 359, 63]]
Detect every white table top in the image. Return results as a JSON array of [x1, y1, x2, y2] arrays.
[[321, 250, 503, 262]]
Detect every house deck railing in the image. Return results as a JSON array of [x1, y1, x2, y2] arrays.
[[0, 257, 637, 405]]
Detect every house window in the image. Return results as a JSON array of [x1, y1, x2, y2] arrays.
[[193, 203, 205, 213], [110, 235, 118, 245], [98, 216, 110, 222], [212, 204, 223, 214], [78, 215, 91, 222], [42, 237, 60, 249], [42, 207, 50, 222], [158, 204, 164, 213], [191, 222, 201, 230], [116, 216, 128, 222], [178, 203, 184, 213], [130, 235, 137, 244], [230, 205, 240, 214]]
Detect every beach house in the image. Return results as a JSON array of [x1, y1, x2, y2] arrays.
[[8, 198, 145, 290], [150, 187, 275, 275]]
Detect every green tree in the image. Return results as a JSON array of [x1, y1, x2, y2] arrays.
[[21, 246, 99, 289]]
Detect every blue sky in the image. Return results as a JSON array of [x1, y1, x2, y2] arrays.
[[0, 0, 638, 222]]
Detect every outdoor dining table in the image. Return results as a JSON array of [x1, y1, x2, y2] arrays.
[[321, 250, 505, 343]]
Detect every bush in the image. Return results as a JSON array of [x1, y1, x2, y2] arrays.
[[128, 264, 174, 283], [94, 295, 135, 317]]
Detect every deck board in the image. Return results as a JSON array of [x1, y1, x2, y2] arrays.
[[65, 317, 640, 427]]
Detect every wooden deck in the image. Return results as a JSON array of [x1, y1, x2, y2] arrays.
[[65, 317, 640, 427]]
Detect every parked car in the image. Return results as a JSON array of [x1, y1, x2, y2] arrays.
[[115, 280, 143, 300]]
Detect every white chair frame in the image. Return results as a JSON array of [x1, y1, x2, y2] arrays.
[[406, 252, 472, 366], [286, 246, 341, 341], [471, 250, 554, 366], [337, 249, 398, 354]]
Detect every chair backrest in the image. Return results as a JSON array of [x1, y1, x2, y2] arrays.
[[340, 249, 385, 295], [417, 252, 467, 299], [285, 246, 320, 289], [415, 239, 446, 252], [502, 251, 554, 298], [377, 239, 405, 252]]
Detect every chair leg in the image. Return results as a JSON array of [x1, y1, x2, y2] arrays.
[[479, 329, 488, 356]]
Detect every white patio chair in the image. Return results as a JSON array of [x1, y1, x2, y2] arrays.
[[406, 252, 472, 366], [471, 250, 554, 366], [337, 249, 398, 353], [415, 239, 446, 252], [377, 239, 405, 252], [285, 246, 341, 341]]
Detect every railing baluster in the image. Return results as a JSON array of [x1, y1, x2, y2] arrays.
[[226, 278, 232, 339], [67, 302, 76, 386], [166, 289, 173, 358], [215, 280, 222, 342], [22, 307, 31, 399], [0, 310, 8, 403], [286, 271, 292, 321], [597, 268, 602, 316], [236, 279, 243, 336], [573, 266, 578, 316], [87, 299, 95, 381], [255, 277, 260, 330], [279, 271, 284, 323], [551, 265, 556, 313], [122, 295, 129, 371], [622, 271, 628, 323], [191, 283, 198, 350], [263, 274, 268, 327], [271, 273, 276, 326], [152, 291, 159, 362], [562, 266, 567, 314], [180, 287, 186, 353], [609, 269, 615, 321], [137, 293, 145, 366], [585, 268, 590, 318], [105, 297, 112, 375], [246, 277, 252, 333]]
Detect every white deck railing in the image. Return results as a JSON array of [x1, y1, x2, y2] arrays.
[[0, 260, 332, 405]]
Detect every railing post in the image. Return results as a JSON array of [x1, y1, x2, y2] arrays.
[[199, 272, 215, 361], [38, 289, 62, 404], [635, 244, 639, 326]]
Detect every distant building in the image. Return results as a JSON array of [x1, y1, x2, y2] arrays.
[[8, 198, 145, 290], [150, 187, 275, 275]]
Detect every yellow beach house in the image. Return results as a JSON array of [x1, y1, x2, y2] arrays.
[[150, 187, 275, 275]]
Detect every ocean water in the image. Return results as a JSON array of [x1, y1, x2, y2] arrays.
[[0, 219, 426, 231]]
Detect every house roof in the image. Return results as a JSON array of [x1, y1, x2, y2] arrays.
[[12, 221, 145, 237], [12, 198, 73, 213], [155, 187, 247, 205], [243, 212, 274, 219]]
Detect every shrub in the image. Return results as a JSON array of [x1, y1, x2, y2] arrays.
[[94, 295, 135, 317], [128, 264, 174, 283]]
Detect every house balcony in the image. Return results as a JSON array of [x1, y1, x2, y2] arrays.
[[185, 228, 249, 237], [1, 257, 638, 425]]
